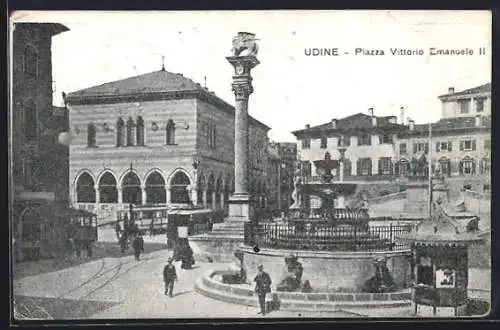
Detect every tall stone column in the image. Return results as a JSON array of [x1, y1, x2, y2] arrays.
[[226, 32, 260, 221]]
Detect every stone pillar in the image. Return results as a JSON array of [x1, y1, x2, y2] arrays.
[[141, 184, 147, 205], [220, 192, 225, 210], [226, 34, 260, 221], [117, 187, 123, 204], [212, 191, 217, 210], [94, 185, 100, 204], [166, 187, 171, 204], [190, 186, 198, 205], [202, 189, 207, 208]]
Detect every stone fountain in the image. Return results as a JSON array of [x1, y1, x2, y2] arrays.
[[238, 147, 413, 294]]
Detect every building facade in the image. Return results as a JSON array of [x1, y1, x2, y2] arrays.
[[292, 84, 491, 197], [65, 69, 270, 224], [11, 23, 70, 261], [293, 112, 403, 182]]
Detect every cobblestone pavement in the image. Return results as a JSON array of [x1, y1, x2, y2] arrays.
[[13, 249, 357, 319], [13, 240, 490, 320]]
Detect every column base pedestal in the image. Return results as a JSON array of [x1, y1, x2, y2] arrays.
[[228, 193, 254, 221]]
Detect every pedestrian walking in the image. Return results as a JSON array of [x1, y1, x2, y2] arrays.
[[132, 234, 144, 261], [254, 264, 272, 315], [163, 257, 177, 297]]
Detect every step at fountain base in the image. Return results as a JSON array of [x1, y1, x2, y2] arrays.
[[194, 269, 412, 313]]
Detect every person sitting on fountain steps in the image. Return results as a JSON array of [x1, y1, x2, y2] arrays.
[[277, 255, 303, 292], [362, 257, 397, 293]]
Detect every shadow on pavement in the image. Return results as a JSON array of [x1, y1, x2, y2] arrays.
[[13, 241, 169, 279]]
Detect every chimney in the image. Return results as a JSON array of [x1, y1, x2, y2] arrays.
[[475, 115, 482, 127], [372, 116, 377, 126], [400, 107, 405, 124], [448, 87, 455, 94], [305, 124, 310, 129], [409, 119, 415, 131], [331, 119, 337, 129], [368, 108, 374, 117]]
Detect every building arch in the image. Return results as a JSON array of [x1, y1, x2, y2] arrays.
[[166, 168, 193, 188], [170, 170, 191, 204], [121, 172, 142, 204], [98, 171, 118, 203], [145, 171, 166, 204], [76, 171, 96, 203]]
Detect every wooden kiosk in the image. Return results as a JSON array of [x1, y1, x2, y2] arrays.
[[398, 207, 483, 317]]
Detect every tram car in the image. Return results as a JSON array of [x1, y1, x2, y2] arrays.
[[117, 204, 169, 236], [13, 201, 97, 261], [167, 206, 214, 249]]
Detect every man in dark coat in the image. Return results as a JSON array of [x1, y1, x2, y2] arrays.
[[132, 234, 144, 261], [163, 257, 177, 297], [254, 264, 272, 315]]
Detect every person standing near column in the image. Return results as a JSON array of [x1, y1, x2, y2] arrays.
[[254, 264, 272, 315]]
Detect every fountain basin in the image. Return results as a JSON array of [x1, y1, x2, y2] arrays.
[[239, 245, 412, 292]]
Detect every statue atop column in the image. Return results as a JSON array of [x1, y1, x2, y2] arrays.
[[231, 32, 259, 57]]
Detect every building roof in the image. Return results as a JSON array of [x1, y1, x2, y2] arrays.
[[16, 23, 69, 36], [68, 70, 206, 98], [412, 115, 491, 134], [291, 113, 402, 136], [438, 83, 491, 99], [66, 69, 270, 130], [396, 207, 483, 247]]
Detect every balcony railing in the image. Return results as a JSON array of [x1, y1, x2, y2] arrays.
[[244, 221, 413, 252]]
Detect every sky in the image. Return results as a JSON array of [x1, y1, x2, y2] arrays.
[[12, 11, 491, 142]]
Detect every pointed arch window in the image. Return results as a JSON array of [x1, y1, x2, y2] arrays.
[[145, 171, 166, 204], [99, 172, 118, 203], [23, 100, 38, 142], [170, 171, 191, 204], [76, 172, 96, 203], [23, 45, 38, 76], [136, 116, 144, 146], [87, 123, 96, 147], [116, 117, 125, 147], [122, 172, 142, 204], [166, 119, 176, 145], [126, 117, 135, 146]]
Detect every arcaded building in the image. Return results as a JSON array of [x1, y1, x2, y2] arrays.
[[65, 68, 270, 224]]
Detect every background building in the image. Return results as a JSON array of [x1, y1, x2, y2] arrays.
[[11, 23, 70, 261], [292, 112, 403, 182], [292, 83, 491, 199], [65, 68, 270, 224]]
